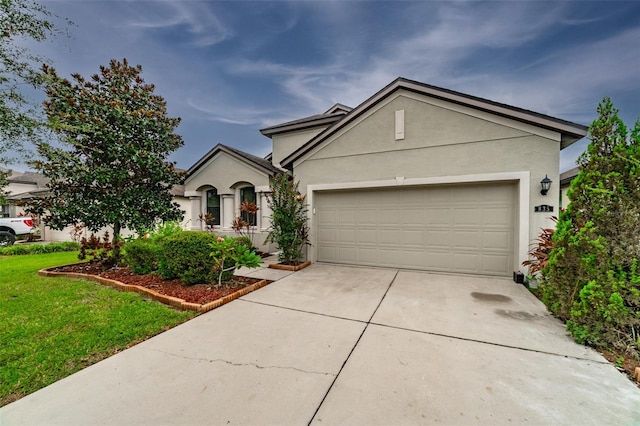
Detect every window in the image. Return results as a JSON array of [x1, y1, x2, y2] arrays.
[[240, 186, 257, 226], [1, 204, 10, 218], [206, 188, 221, 226]]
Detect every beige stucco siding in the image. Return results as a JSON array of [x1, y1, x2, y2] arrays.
[[560, 183, 571, 210], [271, 127, 326, 168], [293, 92, 560, 271], [186, 153, 270, 193], [310, 95, 534, 160], [297, 136, 556, 185]]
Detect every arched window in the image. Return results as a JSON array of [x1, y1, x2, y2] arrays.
[[206, 188, 221, 226], [239, 186, 257, 226]]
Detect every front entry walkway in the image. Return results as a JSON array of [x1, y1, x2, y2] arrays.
[[2, 264, 639, 425]]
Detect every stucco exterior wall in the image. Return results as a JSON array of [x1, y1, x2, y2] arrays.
[[271, 127, 326, 168], [183, 152, 275, 253], [293, 92, 561, 270], [173, 196, 192, 229], [560, 183, 571, 210], [185, 153, 270, 193], [6, 182, 37, 197]]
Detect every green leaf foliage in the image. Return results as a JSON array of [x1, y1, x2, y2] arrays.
[[122, 222, 184, 274], [265, 174, 310, 264], [122, 238, 159, 275], [26, 59, 185, 260], [157, 231, 217, 285], [0, 0, 67, 178], [0, 167, 8, 205], [209, 236, 262, 287], [0, 241, 79, 256], [541, 98, 640, 356]]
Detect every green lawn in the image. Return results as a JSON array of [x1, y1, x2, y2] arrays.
[[0, 252, 197, 407]]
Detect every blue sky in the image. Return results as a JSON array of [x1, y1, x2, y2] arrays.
[[18, 0, 640, 173]]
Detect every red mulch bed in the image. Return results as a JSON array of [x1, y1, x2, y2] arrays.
[[52, 262, 263, 305]]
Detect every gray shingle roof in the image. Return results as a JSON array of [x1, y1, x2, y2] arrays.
[[259, 106, 351, 138]]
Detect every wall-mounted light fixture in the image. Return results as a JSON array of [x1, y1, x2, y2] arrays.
[[540, 175, 552, 195]]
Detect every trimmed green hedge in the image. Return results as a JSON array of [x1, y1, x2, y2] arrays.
[[122, 239, 160, 275], [0, 242, 80, 256], [157, 231, 217, 285]]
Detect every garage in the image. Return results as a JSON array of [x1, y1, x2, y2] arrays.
[[315, 182, 517, 276]]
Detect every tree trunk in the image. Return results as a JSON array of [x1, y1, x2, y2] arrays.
[[112, 221, 121, 261]]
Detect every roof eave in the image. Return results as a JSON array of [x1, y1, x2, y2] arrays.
[[259, 113, 347, 138]]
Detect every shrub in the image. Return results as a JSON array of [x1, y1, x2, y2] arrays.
[[148, 221, 183, 245], [0, 245, 30, 256], [158, 231, 217, 285], [0, 241, 80, 256], [234, 235, 254, 251], [123, 239, 160, 275], [56, 241, 81, 251], [209, 236, 262, 286], [541, 98, 640, 357], [232, 201, 259, 246], [265, 174, 310, 264], [522, 217, 556, 277]]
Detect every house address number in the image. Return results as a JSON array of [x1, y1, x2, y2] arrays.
[[534, 204, 554, 213]]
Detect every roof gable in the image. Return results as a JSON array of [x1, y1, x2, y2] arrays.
[[281, 77, 588, 169], [186, 143, 279, 180], [324, 103, 352, 114]]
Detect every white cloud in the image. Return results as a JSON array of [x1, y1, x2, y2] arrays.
[[124, 2, 232, 47], [186, 97, 271, 126]]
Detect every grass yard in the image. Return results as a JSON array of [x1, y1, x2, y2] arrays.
[[0, 252, 197, 407]]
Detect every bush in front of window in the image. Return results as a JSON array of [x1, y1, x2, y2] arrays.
[[157, 231, 217, 285]]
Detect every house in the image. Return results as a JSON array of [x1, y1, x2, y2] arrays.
[[1, 168, 191, 242], [186, 77, 588, 276], [1, 169, 49, 218], [183, 144, 280, 250]]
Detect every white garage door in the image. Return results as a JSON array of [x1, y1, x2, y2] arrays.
[[315, 182, 517, 276]]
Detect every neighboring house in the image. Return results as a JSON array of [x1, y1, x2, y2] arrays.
[[559, 166, 580, 210], [1, 169, 49, 218], [1, 168, 191, 242], [188, 77, 588, 276]]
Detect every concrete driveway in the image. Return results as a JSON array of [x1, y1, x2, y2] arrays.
[[2, 264, 639, 425]]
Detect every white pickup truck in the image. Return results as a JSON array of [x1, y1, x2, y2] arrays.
[[0, 217, 37, 246]]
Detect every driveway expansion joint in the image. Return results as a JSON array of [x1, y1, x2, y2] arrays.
[[369, 321, 610, 364], [308, 270, 400, 425], [145, 348, 336, 377], [238, 298, 369, 324]]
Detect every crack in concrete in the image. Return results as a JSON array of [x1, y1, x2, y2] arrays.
[[145, 348, 336, 377]]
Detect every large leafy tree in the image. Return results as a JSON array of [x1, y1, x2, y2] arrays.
[[542, 98, 640, 355], [28, 59, 185, 259], [0, 0, 63, 203]]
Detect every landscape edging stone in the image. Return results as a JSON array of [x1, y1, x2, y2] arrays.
[[39, 265, 268, 313]]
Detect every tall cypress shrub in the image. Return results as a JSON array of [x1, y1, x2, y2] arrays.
[[542, 98, 640, 354]]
